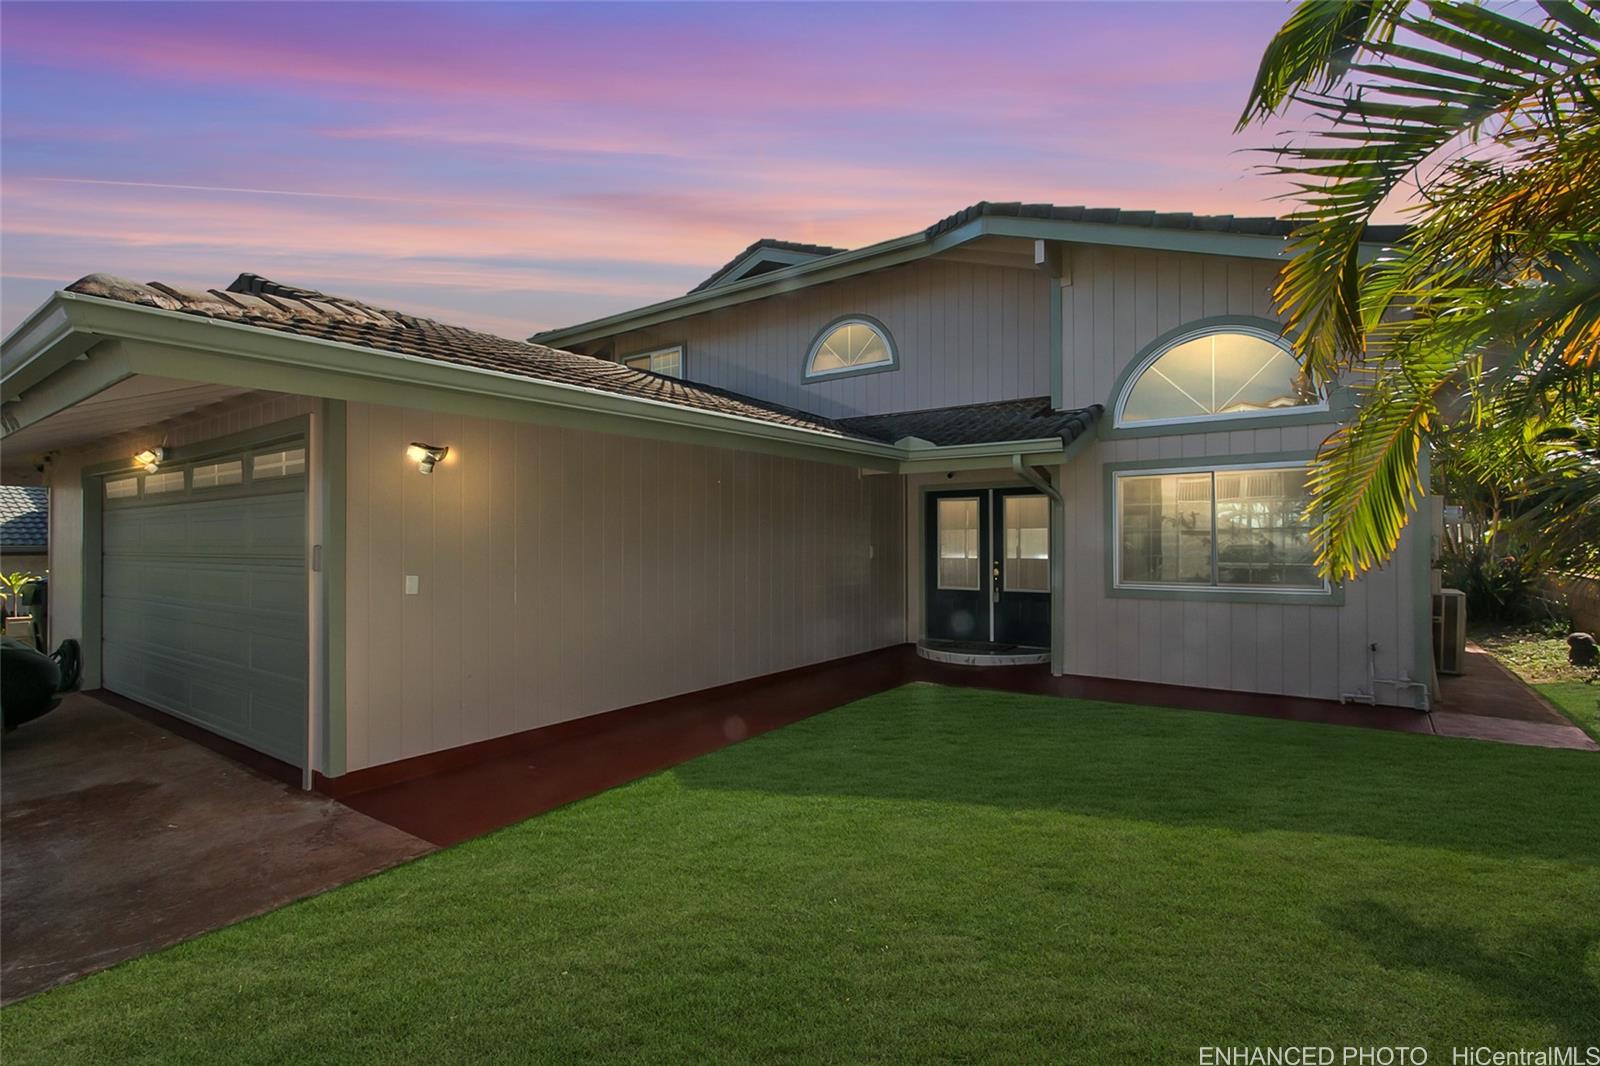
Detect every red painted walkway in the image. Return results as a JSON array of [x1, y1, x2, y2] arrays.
[[335, 645, 1454, 847]]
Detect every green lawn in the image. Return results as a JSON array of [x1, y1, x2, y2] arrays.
[[1538, 681, 1600, 743], [5, 684, 1598, 1063]]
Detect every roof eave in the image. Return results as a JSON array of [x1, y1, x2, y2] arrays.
[[531, 214, 1402, 348], [0, 292, 908, 468], [5, 292, 1109, 475]]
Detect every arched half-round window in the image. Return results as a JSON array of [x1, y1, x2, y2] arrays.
[[1116, 325, 1323, 427], [804, 316, 897, 381]]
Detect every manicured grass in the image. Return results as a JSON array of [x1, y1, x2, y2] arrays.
[[4, 684, 1598, 1063], [1538, 681, 1600, 743]]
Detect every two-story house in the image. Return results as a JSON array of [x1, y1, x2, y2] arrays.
[[0, 202, 1431, 790]]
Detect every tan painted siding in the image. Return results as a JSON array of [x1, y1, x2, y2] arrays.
[[342, 403, 906, 771], [42, 390, 316, 675], [612, 258, 1052, 419], [1051, 246, 1429, 707]]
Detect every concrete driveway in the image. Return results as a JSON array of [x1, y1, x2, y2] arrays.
[[1, 694, 433, 1004]]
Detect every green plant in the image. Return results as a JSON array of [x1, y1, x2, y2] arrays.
[[0, 570, 41, 617], [1240, 1, 1600, 579], [1438, 543, 1565, 628]]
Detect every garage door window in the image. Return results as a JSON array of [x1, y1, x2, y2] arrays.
[[191, 459, 243, 489], [105, 477, 140, 499], [144, 470, 186, 495], [252, 447, 305, 479]]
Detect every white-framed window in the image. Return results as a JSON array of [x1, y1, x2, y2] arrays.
[[144, 470, 186, 495], [804, 317, 896, 380], [252, 447, 305, 479], [105, 477, 140, 500], [622, 346, 683, 378], [191, 459, 243, 489], [1113, 462, 1326, 592], [1116, 326, 1323, 428]]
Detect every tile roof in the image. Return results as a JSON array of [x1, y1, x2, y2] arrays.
[[65, 273, 872, 442], [689, 239, 850, 294], [924, 201, 1411, 244], [839, 397, 1100, 447], [0, 485, 48, 551]]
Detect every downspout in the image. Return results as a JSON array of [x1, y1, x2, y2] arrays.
[[1010, 454, 1060, 505]]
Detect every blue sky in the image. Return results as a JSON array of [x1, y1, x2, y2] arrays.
[[2, 1, 1311, 337]]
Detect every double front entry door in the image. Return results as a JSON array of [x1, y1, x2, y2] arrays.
[[924, 488, 1050, 648]]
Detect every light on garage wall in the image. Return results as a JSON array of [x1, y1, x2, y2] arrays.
[[406, 442, 449, 474], [133, 447, 166, 472]]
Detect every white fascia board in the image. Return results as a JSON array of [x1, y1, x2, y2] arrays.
[[1, 301, 97, 400]]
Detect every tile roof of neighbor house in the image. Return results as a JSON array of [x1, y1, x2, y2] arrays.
[[689, 238, 850, 294], [923, 201, 1412, 244], [65, 273, 873, 442], [0, 485, 48, 551], [839, 397, 1100, 448]]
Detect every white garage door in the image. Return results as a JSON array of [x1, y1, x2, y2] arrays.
[[100, 444, 308, 766]]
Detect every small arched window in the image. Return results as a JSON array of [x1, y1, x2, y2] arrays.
[[1116, 326, 1322, 427], [804, 316, 897, 381]]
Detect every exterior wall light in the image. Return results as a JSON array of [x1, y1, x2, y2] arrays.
[[134, 447, 166, 472], [406, 443, 448, 474]]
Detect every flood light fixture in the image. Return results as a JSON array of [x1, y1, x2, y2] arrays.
[[134, 447, 166, 472], [406, 442, 448, 474]]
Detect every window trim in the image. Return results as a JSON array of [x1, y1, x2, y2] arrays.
[[802, 314, 899, 382], [619, 343, 686, 379], [1105, 452, 1339, 605], [1107, 316, 1330, 437]]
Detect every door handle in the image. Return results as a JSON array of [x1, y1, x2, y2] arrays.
[[992, 561, 1001, 604]]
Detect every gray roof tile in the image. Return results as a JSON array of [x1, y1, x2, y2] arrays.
[[840, 397, 1100, 447], [0, 485, 48, 551], [924, 201, 1410, 243]]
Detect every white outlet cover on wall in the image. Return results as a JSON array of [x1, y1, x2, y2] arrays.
[[405, 575, 420, 595]]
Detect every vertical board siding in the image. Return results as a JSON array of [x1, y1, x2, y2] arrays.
[[611, 258, 1052, 418], [1056, 247, 1427, 707], [342, 403, 907, 771]]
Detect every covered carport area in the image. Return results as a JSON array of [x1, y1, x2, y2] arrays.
[[1, 304, 429, 1004]]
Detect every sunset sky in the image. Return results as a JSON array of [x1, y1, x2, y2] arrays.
[[2, 1, 1313, 338]]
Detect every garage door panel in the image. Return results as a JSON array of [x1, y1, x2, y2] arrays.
[[102, 452, 308, 768]]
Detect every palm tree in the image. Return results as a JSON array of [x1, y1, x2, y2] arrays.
[[1239, 0, 1599, 578]]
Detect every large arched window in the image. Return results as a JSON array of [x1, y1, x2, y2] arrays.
[[1116, 325, 1322, 427], [804, 316, 897, 381]]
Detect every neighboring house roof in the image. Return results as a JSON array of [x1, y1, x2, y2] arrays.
[[840, 397, 1101, 447], [532, 199, 1410, 349], [63, 273, 875, 443], [0, 485, 47, 552], [924, 201, 1411, 243], [690, 239, 850, 294]]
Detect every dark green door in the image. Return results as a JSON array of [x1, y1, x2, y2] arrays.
[[925, 488, 1051, 648]]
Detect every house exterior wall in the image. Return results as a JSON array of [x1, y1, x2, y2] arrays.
[[341, 403, 906, 772], [608, 257, 1053, 419], [2, 553, 49, 576], [1050, 245, 1432, 707], [42, 391, 317, 676]]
